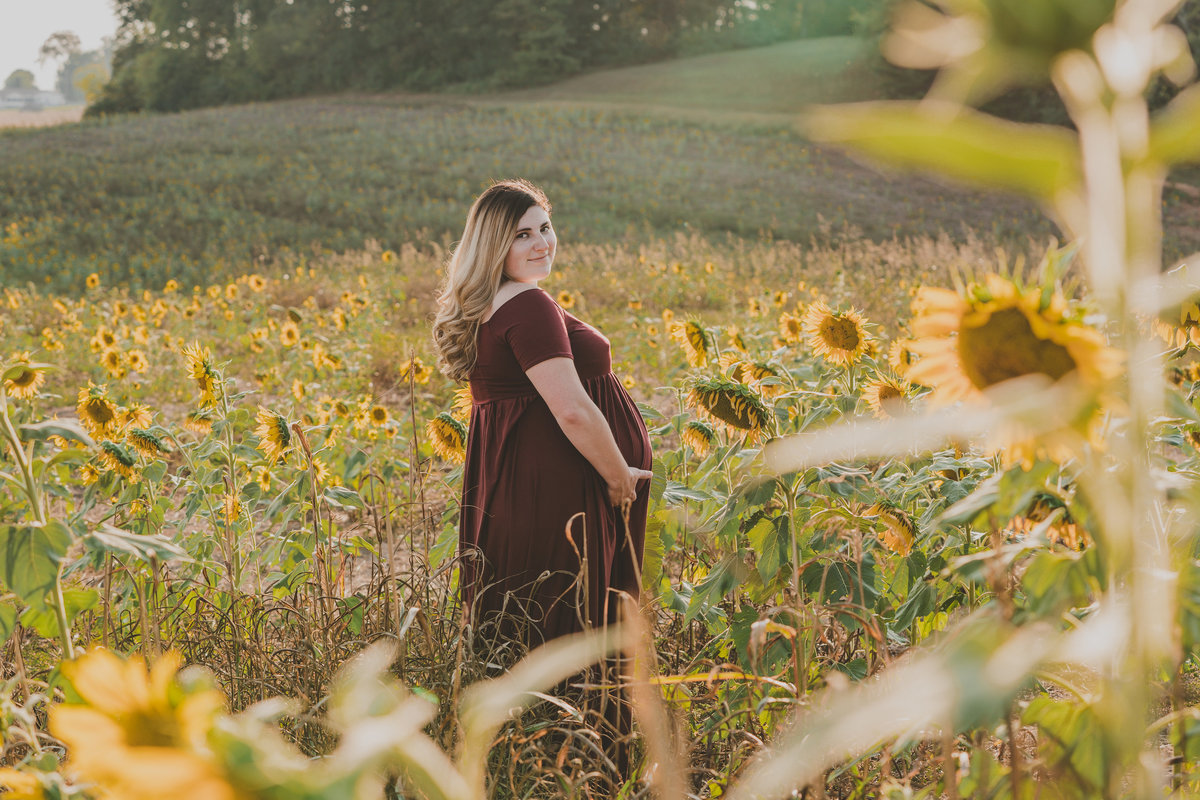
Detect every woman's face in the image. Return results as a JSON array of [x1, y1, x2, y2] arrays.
[[503, 204, 556, 284]]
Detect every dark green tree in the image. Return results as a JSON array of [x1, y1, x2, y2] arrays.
[[4, 69, 36, 90]]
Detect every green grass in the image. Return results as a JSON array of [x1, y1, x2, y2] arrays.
[[491, 36, 889, 115], [0, 36, 1195, 292]]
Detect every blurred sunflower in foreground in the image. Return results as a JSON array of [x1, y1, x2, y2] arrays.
[[50, 649, 234, 800], [908, 272, 1121, 465]]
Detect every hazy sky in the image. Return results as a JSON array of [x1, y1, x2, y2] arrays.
[[1, 0, 119, 91]]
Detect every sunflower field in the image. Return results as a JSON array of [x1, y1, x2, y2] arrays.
[[5, 1, 1200, 798]]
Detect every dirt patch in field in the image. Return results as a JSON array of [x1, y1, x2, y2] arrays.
[[0, 106, 85, 129]]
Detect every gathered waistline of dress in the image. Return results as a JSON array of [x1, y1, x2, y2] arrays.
[[471, 370, 619, 406]]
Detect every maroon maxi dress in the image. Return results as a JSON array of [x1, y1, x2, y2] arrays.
[[459, 287, 652, 647]]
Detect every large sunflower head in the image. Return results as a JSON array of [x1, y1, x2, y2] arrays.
[[687, 376, 772, 442], [254, 407, 292, 463], [802, 301, 870, 367], [427, 412, 467, 463], [906, 274, 1120, 404], [77, 383, 118, 438], [50, 649, 230, 799], [907, 273, 1121, 466]]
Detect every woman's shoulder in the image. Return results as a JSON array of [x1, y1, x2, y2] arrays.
[[482, 284, 555, 325]]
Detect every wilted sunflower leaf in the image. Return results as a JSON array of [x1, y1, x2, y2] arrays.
[[805, 101, 1081, 201], [85, 523, 190, 564]]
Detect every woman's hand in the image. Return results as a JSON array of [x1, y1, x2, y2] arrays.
[[607, 465, 653, 507]]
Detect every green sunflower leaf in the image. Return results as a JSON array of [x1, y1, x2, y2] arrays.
[[805, 101, 1081, 201], [1149, 84, 1200, 166]]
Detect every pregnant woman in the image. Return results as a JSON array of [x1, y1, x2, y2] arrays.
[[432, 178, 653, 652]]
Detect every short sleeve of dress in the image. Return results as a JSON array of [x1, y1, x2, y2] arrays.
[[497, 289, 574, 371]]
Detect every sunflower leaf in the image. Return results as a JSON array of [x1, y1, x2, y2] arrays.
[[805, 101, 1081, 201], [1149, 83, 1200, 166], [0, 521, 72, 612], [17, 419, 94, 447]]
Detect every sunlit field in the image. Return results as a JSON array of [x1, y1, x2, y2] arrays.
[[6, 12, 1200, 799]]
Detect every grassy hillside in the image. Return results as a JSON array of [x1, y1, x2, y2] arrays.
[[0, 36, 1195, 292], [492, 36, 889, 116]]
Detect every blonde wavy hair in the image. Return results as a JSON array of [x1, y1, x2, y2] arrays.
[[433, 179, 552, 382]]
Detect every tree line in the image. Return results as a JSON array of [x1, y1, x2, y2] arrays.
[[88, 0, 880, 114]]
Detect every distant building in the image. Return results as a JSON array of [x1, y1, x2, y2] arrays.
[[0, 88, 68, 110]]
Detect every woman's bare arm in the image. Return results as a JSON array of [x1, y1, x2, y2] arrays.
[[525, 357, 650, 505]]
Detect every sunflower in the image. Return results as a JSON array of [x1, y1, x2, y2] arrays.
[[428, 412, 467, 463], [662, 308, 675, 323], [279, 320, 300, 347], [184, 409, 214, 436], [682, 420, 718, 456], [79, 462, 101, 485], [176, 344, 219, 408], [867, 504, 916, 556], [718, 352, 753, 384], [126, 429, 169, 459], [803, 301, 870, 366], [623, 375, 636, 390], [400, 356, 433, 385], [119, 403, 153, 430], [247, 274, 266, 292], [50, 649, 231, 800], [98, 441, 139, 482], [311, 456, 333, 485], [291, 379, 306, 402], [127, 349, 149, 374], [628, 298, 643, 311], [253, 465, 272, 492], [670, 321, 711, 368], [90, 326, 117, 353], [0, 767, 42, 799], [778, 312, 804, 345], [99, 348, 125, 378], [381, 250, 396, 263], [907, 274, 1120, 465], [85, 273, 100, 289], [862, 375, 911, 419], [77, 383, 118, 438], [369, 405, 390, 426], [41, 328, 64, 353], [3, 355, 46, 399], [772, 290, 789, 308], [727, 326, 747, 352], [687, 377, 772, 441], [451, 386, 473, 421], [747, 298, 763, 316], [556, 291, 576, 309], [909, 275, 1119, 401], [1006, 495, 1087, 550], [254, 407, 291, 463], [887, 338, 920, 380], [704, 261, 715, 274]]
